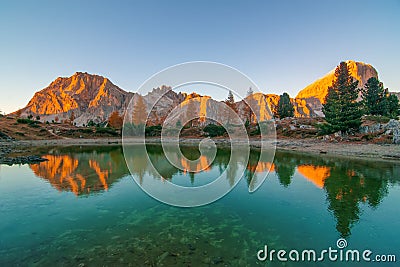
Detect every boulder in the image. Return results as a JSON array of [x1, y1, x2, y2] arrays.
[[383, 119, 400, 144], [359, 123, 381, 134]]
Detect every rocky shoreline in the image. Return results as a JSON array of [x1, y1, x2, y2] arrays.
[[1, 136, 400, 165], [0, 141, 49, 165], [0, 155, 49, 166]]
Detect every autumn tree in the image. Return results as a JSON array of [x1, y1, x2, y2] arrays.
[[54, 116, 59, 123], [322, 62, 362, 133], [277, 92, 294, 119], [132, 94, 147, 126], [108, 111, 123, 128], [69, 111, 76, 125]]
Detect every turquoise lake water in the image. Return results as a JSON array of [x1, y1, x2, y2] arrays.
[[0, 145, 399, 266]]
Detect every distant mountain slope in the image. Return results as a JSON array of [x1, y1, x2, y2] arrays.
[[296, 60, 378, 116], [20, 72, 134, 125], [18, 72, 319, 126]]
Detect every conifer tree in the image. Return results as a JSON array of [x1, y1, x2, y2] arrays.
[[225, 90, 237, 112], [277, 92, 294, 118], [387, 94, 400, 119], [322, 62, 362, 133], [244, 87, 255, 125], [224, 90, 237, 124], [362, 77, 388, 116]]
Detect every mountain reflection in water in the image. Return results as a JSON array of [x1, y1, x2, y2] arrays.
[[28, 145, 400, 238]]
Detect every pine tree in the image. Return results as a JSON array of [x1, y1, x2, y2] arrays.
[[132, 94, 147, 126], [387, 94, 400, 119], [277, 92, 294, 119], [362, 77, 388, 116], [224, 90, 237, 124], [322, 62, 362, 133], [243, 87, 255, 125], [247, 87, 253, 97], [225, 91, 236, 111]]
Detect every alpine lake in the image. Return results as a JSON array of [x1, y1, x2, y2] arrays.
[[0, 144, 399, 266]]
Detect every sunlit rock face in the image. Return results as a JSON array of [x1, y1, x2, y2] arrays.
[[19, 73, 322, 127], [20, 72, 134, 125], [296, 60, 378, 116], [236, 93, 315, 120]]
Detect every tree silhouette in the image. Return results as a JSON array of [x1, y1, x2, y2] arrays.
[[324, 164, 388, 237], [277, 92, 294, 119], [322, 62, 362, 133], [224, 90, 237, 125], [274, 155, 296, 187], [387, 94, 400, 119], [362, 77, 388, 116], [243, 87, 256, 125]]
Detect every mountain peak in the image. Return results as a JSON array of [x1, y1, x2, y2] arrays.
[[296, 60, 378, 116], [296, 60, 378, 103], [21, 72, 133, 125]]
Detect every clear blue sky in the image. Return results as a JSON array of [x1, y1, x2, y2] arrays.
[[1, 0, 399, 113]]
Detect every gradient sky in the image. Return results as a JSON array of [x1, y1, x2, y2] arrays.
[[1, 0, 399, 114]]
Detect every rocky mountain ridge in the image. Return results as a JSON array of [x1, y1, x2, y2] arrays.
[[15, 61, 399, 125], [17, 73, 315, 126]]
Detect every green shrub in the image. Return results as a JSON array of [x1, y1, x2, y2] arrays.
[[203, 124, 226, 137], [78, 128, 94, 134], [29, 123, 40, 128], [316, 123, 337, 136], [145, 125, 162, 136], [95, 127, 118, 136], [363, 115, 390, 123], [17, 118, 33, 124]]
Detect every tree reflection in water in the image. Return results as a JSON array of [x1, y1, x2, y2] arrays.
[[272, 151, 399, 237], [30, 145, 400, 237]]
